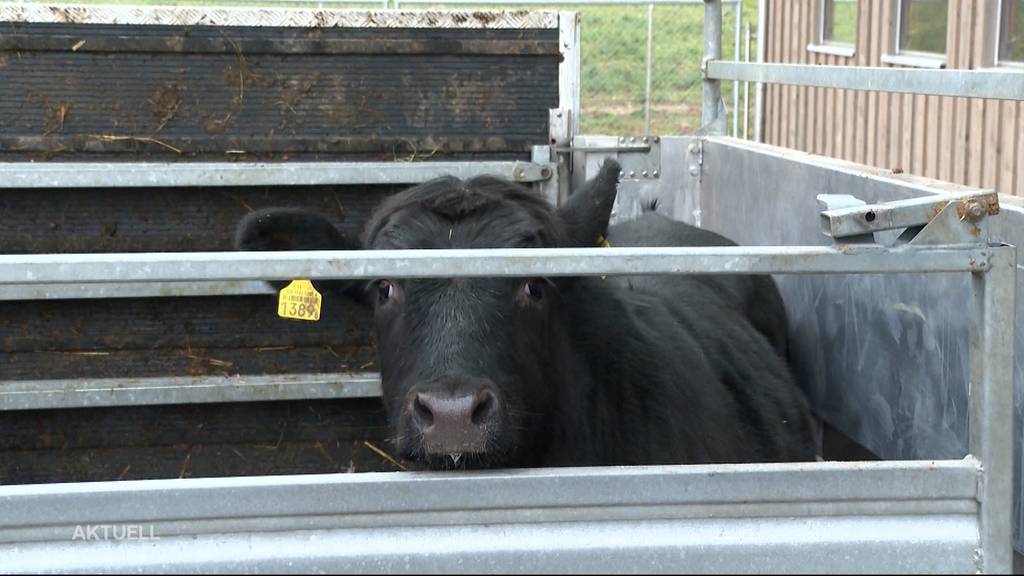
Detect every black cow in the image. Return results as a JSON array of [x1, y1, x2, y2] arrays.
[[235, 160, 817, 469]]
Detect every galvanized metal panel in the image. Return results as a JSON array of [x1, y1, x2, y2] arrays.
[[0, 460, 984, 573], [697, 135, 1024, 554]]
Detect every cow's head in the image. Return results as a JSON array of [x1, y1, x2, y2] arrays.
[[235, 160, 620, 469]]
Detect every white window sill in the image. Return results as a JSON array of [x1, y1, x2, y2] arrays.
[[992, 61, 1024, 71], [807, 44, 856, 58], [880, 53, 946, 69]]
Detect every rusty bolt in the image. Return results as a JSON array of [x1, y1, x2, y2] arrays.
[[964, 200, 986, 222]]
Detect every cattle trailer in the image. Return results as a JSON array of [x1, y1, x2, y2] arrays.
[[0, 1, 1022, 572]]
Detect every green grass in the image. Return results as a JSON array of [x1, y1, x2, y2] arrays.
[[42, 0, 759, 135]]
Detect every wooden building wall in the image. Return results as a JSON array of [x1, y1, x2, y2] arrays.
[[762, 0, 1023, 197]]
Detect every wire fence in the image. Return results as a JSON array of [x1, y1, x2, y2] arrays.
[[388, 0, 756, 137]]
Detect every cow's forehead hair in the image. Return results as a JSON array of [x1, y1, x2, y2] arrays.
[[364, 176, 566, 249]]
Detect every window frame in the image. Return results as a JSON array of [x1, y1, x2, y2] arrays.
[[996, 0, 1024, 68], [808, 0, 856, 58], [881, 0, 948, 69]]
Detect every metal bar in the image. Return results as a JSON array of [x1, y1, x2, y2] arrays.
[[0, 460, 981, 573], [0, 281, 274, 301], [0, 246, 994, 286], [732, 0, 741, 138], [743, 20, 750, 140], [0, 373, 382, 411], [644, 2, 654, 134], [706, 61, 1024, 102], [754, 0, 766, 142], [970, 247, 1017, 574], [1, 4, 561, 28], [818, 190, 999, 239], [702, 0, 723, 131], [0, 161, 553, 189]]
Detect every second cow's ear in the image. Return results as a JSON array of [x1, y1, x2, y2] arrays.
[[234, 208, 371, 306], [556, 158, 621, 247]]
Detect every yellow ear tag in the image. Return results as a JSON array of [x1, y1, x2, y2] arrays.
[[596, 235, 611, 280], [277, 279, 322, 322]]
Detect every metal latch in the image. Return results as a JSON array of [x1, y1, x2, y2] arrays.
[[554, 136, 662, 180], [818, 191, 1000, 246]]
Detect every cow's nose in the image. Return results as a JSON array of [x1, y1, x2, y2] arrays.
[[410, 388, 498, 454]]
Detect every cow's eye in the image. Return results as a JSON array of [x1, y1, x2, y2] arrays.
[[523, 279, 545, 301], [377, 280, 395, 304]]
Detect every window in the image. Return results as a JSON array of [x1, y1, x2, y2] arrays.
[[821, 0, 857, 46], [999, 0, 1024, 63], [897, 0, 948, 55]]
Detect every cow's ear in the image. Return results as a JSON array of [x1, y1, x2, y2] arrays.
[[234, 208, 370, 306], [556, 158, 621, 247]]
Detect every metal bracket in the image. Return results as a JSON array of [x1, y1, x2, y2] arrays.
[[555, 136, 661, 180], [818, 191, 1000, 246], [687, 139, 704, 181], [511, 161, 554, 183]]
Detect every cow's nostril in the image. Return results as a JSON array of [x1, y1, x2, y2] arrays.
[[471, 389, 497, 425], [412, 393, 435, 427]]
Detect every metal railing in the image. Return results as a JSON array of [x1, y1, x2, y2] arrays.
[[0, 242, 1015, 573]]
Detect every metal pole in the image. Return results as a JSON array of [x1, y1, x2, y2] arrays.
[[702, 0, 723, 131], [644, 2, 654, 134], [732, 0, 741, 137], [754, 0, 766, 142], [969, 246, 1017, 574], [743, 20, 750, 140]]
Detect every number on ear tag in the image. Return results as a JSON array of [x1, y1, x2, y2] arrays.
[[277, 280, 322, 322]]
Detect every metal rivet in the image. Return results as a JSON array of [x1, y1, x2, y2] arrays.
[[629, 137, 636, 143], [629, 171, 636, 177], [642, 170, 649, 177], [688, 143, 699, 155], [619, 170, 625, 177], [642, 137, 649, 144], [653, 136, 660, 143], [652, 170, 660, 177], [689, 165, 699, 176]]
